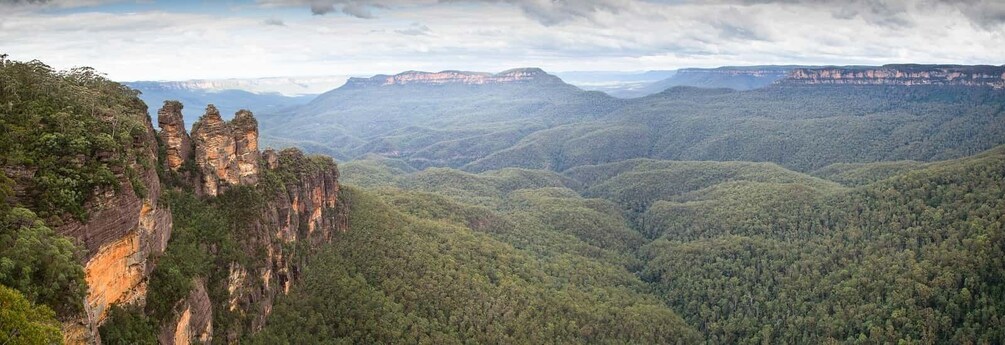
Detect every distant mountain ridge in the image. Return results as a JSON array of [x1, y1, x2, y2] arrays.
[[258, 67, 619, 163], [341, 68, 564, 88], [782, 64, 1005, 88], [623, 65, 805, 97], [127, 75, 349, 96]]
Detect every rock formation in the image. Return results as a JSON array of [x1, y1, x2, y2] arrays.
[[782, 64, 1005, 89], [59, 110, 173, 344], [157, 101, 192, 172], [343, 67, 563, 88], [224, 148, 346, 335], [190, 105, 260, 196], [159, 278, 213, 345], [56, 101, 347, 344]]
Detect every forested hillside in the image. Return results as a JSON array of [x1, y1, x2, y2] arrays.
[[256, 69, 623, 163], [465, 85, 1005, 172], [0, 58, 148, 340], [2, 56, 1003, 344], [259, 67, 1005, 174], [260, 144, 1004, 344]]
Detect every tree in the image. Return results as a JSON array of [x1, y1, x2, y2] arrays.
[[0, 284, 62, 344]]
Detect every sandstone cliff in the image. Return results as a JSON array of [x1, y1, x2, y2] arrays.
[[157, 101, 192, 172], [57, 106, 174, 344], [53, 101, 346, 345], [190, 105, 261, 196], [343, 67, 563, 88], [782, 64, 1005, 89], [158, 278, 212, 345], [153, 104, 347, 345]]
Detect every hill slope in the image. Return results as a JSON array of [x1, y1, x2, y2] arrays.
[[256, 68, 625, 164]]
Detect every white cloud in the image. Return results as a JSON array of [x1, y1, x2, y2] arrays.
[[0, 0, 1001, 81]]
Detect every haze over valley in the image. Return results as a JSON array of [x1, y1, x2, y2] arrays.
[[1, 0, 1004, 344]]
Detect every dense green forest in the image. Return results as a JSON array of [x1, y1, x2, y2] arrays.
[[251, 145, 1004, 344], [2, 56, 1004, 344], [0, 57, 148, 340]]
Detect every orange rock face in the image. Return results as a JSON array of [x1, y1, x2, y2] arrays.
[[60, 100, 347, 344], [157, 101, 192, 172], [59, 110, 173, 344], [84, 230, 144, 322], [160, 278, 213, 345], [191, 105, 260, 196]]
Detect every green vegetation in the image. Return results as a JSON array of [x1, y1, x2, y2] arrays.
[[99, 305, 158, 345], [0, 207, 86, 317], [464, 85, 1005, 172], [0, 285, 63, 345], [144, 188, 252, 322], [249, 187, 702, 344], [257, 75, 624, 165], [320, 146, 1005, 344], [640, 147, 1005, 344], [811, 160, 927, 186], [0, 57, 152, 220], [99, 147, 342, 342], [4, 56, 1005, 344], [258, 71, 1005, 174]]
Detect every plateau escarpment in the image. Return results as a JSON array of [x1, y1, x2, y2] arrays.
[[783, 64, 1005, 88], [341, 67, 564, 88]]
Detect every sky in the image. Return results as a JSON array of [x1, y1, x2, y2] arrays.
[[0, 0, 1002, 81]]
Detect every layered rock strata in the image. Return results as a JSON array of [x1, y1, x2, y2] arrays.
[[59, 109, 173, 344], [189, 105, 260, 196], [783, 65, 1005, 89]]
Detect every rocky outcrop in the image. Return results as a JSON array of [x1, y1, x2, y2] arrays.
[[190, 105, 260, 196], [231, 110, 260, 186], [343, 67, 563, 88], [159, 278, 213, 345], [156, 107, 346, 342], [782, 64, 1005, 89], [56, 98, 347, 344], [59, 107, 173, 344], [223, 148, 347, 336], [157, 101, 192, 172]]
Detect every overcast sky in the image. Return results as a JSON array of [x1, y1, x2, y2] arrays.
[[1, 0, 1002, 81]]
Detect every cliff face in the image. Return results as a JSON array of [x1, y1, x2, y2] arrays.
[[154, 105, 347, 345], [343, 67, 562, 88], [190, 105, 261, 196], [783, 65, 1005, 89], [158, 278, 212, 345], [57, 101, 346, 345], [157, 101, 192, 172], [219, 148, 346, 338], [58, 108, 174, 344]]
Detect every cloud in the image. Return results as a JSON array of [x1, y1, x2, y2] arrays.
[[448, 0, 636, 26], [263, 18, 286, 26], [259, 0, 1005, 30], [0, 0, 120, 8], [260, 0, 638, 25], [2, 0, 1002, 81], [258, 0, 406, 18], [395, 22, 431, 36], [708, 0, 1005, 30]]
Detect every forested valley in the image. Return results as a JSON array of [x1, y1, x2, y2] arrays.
[[1, 56, 1003, 344]]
